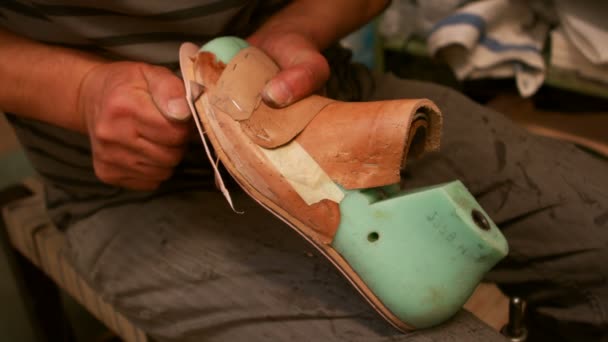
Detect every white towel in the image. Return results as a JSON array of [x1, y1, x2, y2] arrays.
[[427, 0, 550, 97], [554, 0, 608, 65], [379, 0, 468, 44], [550, 28, 608, 85]]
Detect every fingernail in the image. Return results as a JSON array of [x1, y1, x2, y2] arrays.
[[167, 98, 191, 121], [263, 80, 292, 108]]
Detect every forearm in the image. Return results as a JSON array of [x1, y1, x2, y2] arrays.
[[249, 0, 389, 50], [0, 28, 105, 133]]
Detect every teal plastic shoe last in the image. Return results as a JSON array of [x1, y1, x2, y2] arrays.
[[334, 181, 508, 328], [185, 36, 509, 331], [199, 36, 249, 63]]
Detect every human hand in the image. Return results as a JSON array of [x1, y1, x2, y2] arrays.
[[248, 31, 330, 108], [78, 62, 191, 190]]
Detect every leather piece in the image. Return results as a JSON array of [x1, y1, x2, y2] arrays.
[[211, 47, 279, 120], [196, 47, 333, 148], [193, 52, 224, 87], [296, 99, 442, 189], [196, 95, 341, 244], [241, 95, 335, 148]]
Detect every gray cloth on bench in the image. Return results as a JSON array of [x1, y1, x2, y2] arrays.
[[66, 188, 505, 342], [63, 73, 608, 341]]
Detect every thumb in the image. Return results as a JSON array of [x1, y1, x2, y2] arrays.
[[251, 33, 330, 108], [143, 65, 191, 122], [262, 50, 329, 108]]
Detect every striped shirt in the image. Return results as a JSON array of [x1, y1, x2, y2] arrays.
[[1, 0, 289, 228]]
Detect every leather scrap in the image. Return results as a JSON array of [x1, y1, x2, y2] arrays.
[[179, 42, 239, 212]]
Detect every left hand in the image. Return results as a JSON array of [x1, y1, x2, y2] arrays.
[[248, 31, 330, 108]]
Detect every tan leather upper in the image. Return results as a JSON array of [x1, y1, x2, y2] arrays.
[[297, 99, 441, 189], [194, 46, 442, 190]]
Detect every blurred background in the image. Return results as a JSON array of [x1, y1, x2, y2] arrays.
[[1, 0, 606, 340]]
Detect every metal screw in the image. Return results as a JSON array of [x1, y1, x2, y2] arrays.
[[501, 297, 528, 342], [471, 209, 491, 231]]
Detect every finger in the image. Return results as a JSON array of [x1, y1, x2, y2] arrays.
[[97, 158, 173, 182], [97, 149, 175, 181], [93, 159, 165, 191], [136, 118, 191, 148], [125, 87, 191, 147], [262, 50, 329, 108], [96, 138, 185, 169], [143, 65, 191, 122], [99, 88, 190, 148], [263, 57, 329, 107], [134, 136, 185, 167]]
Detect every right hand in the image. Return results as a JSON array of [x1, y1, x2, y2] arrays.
[[78, 62, 192, 191], [249, 31, 330, 108]]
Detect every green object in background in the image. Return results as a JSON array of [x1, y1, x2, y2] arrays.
[[333, 181, 508, 328], [200, 36, 509, 329]]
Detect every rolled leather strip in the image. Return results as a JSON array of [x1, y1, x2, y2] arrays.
[[296, 99, 442, 189]]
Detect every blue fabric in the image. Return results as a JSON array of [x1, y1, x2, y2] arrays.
[[480, 36, 539, 53], [429, 13, 486, 36]]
